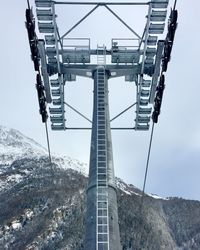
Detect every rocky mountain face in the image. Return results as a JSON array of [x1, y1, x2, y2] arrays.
[[0, 126, 200, 250]]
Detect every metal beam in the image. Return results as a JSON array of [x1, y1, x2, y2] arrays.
[[54, 1, 149, 6], [65, 127, 92, 130], [64, 102, 92, 123], [60, 5, 99, 39], [56, 25, 63, 48], [109, 66, 140, 78], [59, 48, 140, 55], [61, 64, 140, 78], [138, 22, 147, 49], [52, 3, 61, 74], [149, 40, 164, 103], [38, 40, 52, 103], [104, 5, 142, 40], [135, 2, 152, 128], [140, 2, 152, 75], [62, 67, 93, 78], [62, 64, 139, 69], [111, 127, 136, 130], [110, 103, 137, 122], [63, 127, 136, 130]]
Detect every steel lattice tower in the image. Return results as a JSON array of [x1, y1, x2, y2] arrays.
[[26, 0, 177, 249]]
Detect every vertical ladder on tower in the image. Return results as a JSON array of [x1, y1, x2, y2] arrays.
[[96, 46, 109, 250], [97, 45, 106, 65]]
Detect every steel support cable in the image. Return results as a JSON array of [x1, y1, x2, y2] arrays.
[[27, 0, 30, 8], [135, 122, 155, 245], [45, 122, 52, 164], [44, 122, 56, 183], [140, 121, 155, 209], [36, 59, 52, 165], [174, 0, 177, 9]]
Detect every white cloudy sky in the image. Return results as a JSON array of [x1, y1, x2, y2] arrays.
[[0, 0, 200, 200]]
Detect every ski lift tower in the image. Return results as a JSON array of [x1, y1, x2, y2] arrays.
[[26, 0, 176, 249]]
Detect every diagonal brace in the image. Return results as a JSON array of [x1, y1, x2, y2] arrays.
[[110, 102, 137, 122], [104, 5, 142, 40], [64, 102, 92, 123], [60, 5, 99, 39]]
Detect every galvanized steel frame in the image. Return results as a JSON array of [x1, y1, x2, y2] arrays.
[[35, 0, 169, 131]]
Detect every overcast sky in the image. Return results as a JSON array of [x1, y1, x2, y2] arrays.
[[1, 0, 200, 200]]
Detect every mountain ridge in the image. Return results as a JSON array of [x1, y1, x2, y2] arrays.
[[0, 125, 87, 176]]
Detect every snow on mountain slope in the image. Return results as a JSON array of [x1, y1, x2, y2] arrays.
[[0, 125, 47, 165], [52, 154, 87, 176], [1, 125, 166, 196], [0, 125, 87, 175], [115, 177, 142, 196], [115, 177, 169, 200]]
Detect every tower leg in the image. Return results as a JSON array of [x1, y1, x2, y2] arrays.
[[84, 66, 121, 250]]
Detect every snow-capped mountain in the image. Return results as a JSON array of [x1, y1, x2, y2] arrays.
[[0, 125, 47, 165], [0, 125, 169, 199], [0, 125, 87, 175], [1, 125, 200, 249]]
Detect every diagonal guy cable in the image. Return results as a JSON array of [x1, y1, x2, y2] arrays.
[[140, 122, 155, 209], [45, 122, 52, 164]]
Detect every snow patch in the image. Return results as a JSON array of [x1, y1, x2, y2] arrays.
[[7, 174, 23, 183], [0, 173, 24, 192], [0, 125, 47, 165], [26, 209, 34, 219], [52, 154, 87, 176], [148, 193, 169, 200], [0, 125, 87, 176], [116, 178, 141, 196], [11, 221, 22, 230]]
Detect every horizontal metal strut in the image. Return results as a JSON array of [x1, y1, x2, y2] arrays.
[[54, 2, 149, 6], [64, 127, 136, 130]]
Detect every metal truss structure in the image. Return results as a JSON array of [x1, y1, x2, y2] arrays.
[[26, 0, 178, 249], [33, 0, 171, 131]]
